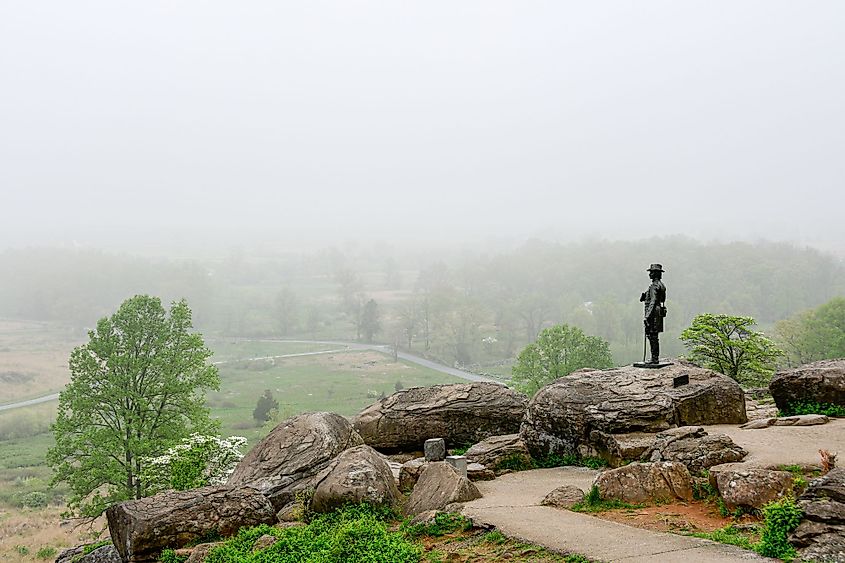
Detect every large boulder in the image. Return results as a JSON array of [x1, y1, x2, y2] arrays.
[[791, 468, 845, 563], [641, 426, 747, 474], [464, 434, 530, 472], [106, 485, 276, 563], [310, 445, 402, 513], [227, 412, 363, 509], [520, 361, 746, 458], [405, 462, 482, 516], [594, 461, 693, 504], [708, 467, 794, 511], [770, 359, 845, 413], [353, 383, 527, 453], [56, 545, 120, 563]]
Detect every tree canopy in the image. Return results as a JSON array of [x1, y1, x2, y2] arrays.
[[775, 297, 845, 366], [511, 324, 613, 395], [680, 313, 783, 386], [47, 295, 220, 517]]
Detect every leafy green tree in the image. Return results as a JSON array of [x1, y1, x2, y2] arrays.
[[48, 295, 220, 517], [680, 313, 783, 385], [252, 389, 279, 423], [775, 297, 845, 366], [511, 324, 613, 395]]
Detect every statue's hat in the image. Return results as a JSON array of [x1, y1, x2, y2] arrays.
[[647, 263, 664, 272]]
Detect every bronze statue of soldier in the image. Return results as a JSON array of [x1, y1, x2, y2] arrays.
[[639, 263, 667, 365]]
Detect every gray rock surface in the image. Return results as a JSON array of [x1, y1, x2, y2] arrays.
[[310, 445, 402, 513], [593, 461, 693, 504], [773, 414, 830, 426], [55, 545, 120, 563], [464, 434, 531, 471], [791, 468, 845, 563], [520, 361, 746, 458], [106, 485, 276, 563], [405, 461, 482, 516], [541, 485, 585, 509], [185, 542, 224, 563], [424, 438, 446, 461], [226, 412, 363, 509], [399, 457, 426, 491], [467, 463, 495, 481], [353, 382, 527, 452], [590, 431, 657, 467], [708, 467, 794, 511], [770, 359, 845, 412], [641, 426, 747, 474]]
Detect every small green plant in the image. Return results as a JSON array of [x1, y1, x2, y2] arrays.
[[20, 490, 48, 508], [160, 549, 188, 563], [716, 497, 730, 518], [692, 480, 718, 501], [449, 445, 470, 456], [754, 496, 802, 560], [779, 401, 845, 417], [402, 512, 472, 539], [484, 530, 507, 544], [14, 545, 29, 556], [571, 485, 642, 513], [36, 546, 57, 559], [494, 453, 533, 472], [792, 474, 807, 492], [563, 555, 592, 563]]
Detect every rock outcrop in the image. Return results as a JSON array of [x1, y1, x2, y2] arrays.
[[405, 462, 482, 516], [770, 359, 845, 413], [594, 461, 693, 504], [353, 383, 527, 453], [464, 434, 530, 472], [708, 467, 794, 511], [310, 445, 402, 513], [640, 426, 747, 474], [791, 468, 845, 563], [106, 486, 276, 563], [520, 361, 746, 458], [226, 412, 363, 509]]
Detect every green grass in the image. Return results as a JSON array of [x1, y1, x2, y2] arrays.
[[690, 525, 756, 550], [531, 453, 608, 470], [401, 512, 472, 539], [570, 485, 643, 513]]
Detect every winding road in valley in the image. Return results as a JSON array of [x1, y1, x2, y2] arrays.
[[0, 339, 494, 412]]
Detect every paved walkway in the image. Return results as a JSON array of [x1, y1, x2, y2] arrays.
[[462, 468, 774, 562]]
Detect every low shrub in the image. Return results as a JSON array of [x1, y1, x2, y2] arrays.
[[19, 490, 48, 509], [203, 504, 421, 563], [35, 546, 57, 559], [531, 453, 608, 470], [779, 401, 845, 417], [754, 496, 802, 560]]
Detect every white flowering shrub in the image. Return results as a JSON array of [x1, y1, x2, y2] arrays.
[[142, 433, 247, 494]]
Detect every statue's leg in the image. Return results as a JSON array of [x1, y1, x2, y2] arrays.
[[647, 331, 660, 363]]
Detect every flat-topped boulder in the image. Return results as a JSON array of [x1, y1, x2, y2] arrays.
[[227, 412, 363, 509], [520, 361, 746, 458], [641, 426, 747, 474], [353, 383, 527, 453], [464, 434, 530, 472], [770, 359, 845, 413]]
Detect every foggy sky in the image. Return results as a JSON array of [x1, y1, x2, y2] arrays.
[[1, 1, 843, 253]]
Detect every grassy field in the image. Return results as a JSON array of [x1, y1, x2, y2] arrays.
[[0, 331, 463, 560], [0, 320, 82, 404]]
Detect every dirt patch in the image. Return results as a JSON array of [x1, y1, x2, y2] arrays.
[[290, 351, 411, 373], [588, 500, 755, 535]]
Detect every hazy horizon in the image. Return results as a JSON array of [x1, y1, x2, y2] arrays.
[[2, 1, 843, 254]]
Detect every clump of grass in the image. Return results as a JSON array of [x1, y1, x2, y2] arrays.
[[483, 530, 507, 544], [570, 485, 643, 513], [35, 546, 57, 559], [401, 512, 472, 539], [691, 525, 755, 550], [494, 453, 533, 472], [529, 453, 608, 470]]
